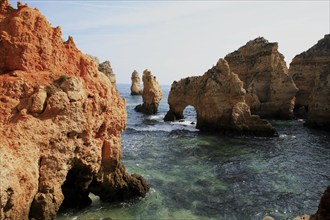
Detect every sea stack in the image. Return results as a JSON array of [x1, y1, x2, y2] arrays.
[[0, 1, 148, 219], [135, 69, 163, 114], [164, 58, 278, 137], [225, 37, 298, 119], [289, 34, 330, 130], [130, 70, 142, 95]]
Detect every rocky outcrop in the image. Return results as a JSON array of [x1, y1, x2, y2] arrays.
[[135, 69, 163, 114], [0, 1, 148, 219], [310, 185, 330, 220], [225, 37, 298, 119], [130, 70, 142, 95], [164, 58, 278, 137], [98, 60, 116, 85], [289, 34, 330, 129]]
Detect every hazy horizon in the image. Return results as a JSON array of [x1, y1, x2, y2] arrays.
[[8, 0, 330, 85]]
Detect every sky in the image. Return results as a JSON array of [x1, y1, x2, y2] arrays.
[[8, 0, 330, 85]]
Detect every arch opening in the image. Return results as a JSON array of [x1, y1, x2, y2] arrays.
[[59, 163, 93, 211], [181, 105, 197, 125]]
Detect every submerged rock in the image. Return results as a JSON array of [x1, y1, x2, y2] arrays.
[[130, 70, 142, 95], [164, 58, 278, 137], [225, 37, 298, 119], [135, 69, 163, 114], [0, 1, 148, 219], [289, 34, 330, 130]]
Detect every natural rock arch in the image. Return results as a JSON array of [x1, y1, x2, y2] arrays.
[[164, 59, 278, 137]]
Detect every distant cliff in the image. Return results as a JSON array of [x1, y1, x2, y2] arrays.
[[225, 37, 298, 119], [289, 34, 330, 130]]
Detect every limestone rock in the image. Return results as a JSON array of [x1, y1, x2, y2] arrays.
[[164, 58, 278, 137], [130, 70, 142, 95], [225, 37, 298, 119], [289, 34, 330, 109], [135, 69, 163, 114], [289, 34, 330, 129], [98, 60, 116, 85], [0, 2, 148, 219], [310, 185, 330, 220]]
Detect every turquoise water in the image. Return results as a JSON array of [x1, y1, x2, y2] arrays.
[[57, 84, 330, 220]]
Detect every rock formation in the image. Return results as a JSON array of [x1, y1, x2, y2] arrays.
[[225, 37, 298, 119], [164, 58, 278, 137], [289, 34, 330, 129], [310, 185, 330, 220], [130, 70, 142, 95], [98, 60, 116, 85], [0, 1, 148, 219], [135, 69, 163, 114]]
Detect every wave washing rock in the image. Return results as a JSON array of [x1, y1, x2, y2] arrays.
[[0, 1, 148, 219], [164, 58, 278, 137], [130, 70, 142, 95], [289, 34, 330, 129], [135, 69, 163, 114], [225, 37, 298, 119]]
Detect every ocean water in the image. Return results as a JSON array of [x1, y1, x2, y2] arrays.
[[57, 84, 330, 220]]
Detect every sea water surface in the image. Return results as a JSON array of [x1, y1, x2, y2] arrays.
[[58, 84, 330, 220]]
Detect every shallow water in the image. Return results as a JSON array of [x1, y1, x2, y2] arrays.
[[57, 84, 330, 220]]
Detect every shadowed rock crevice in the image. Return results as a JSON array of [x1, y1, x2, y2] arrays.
[[59, 162, 93, 210]]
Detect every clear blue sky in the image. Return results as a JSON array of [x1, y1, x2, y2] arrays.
[[8, 0, 330, 85]]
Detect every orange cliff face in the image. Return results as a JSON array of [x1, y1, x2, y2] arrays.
[[0, 1, 148, 219], [0, 0, 96, 76]]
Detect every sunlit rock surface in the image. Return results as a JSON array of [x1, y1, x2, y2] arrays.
[[98, 60, 116, 86], [289, 34, 330, 130], [164, 58, 278, 137], [130, 70, 142, 95], [135, 69, 163, 114], [0, 1, 148, 219], [225, 37, 298, 119]]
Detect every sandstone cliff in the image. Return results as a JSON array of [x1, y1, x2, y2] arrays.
[[225, 37, 298, 119], [98, 60, 116, 86], [130, 70, 142, 95], [0, 1, 148, 219], [289, 34, 330, 129], [164, 59, 278, 137], [135, 69, 163, 114]]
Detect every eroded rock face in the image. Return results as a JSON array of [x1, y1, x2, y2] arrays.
[[0, 1, 148, 219], [98, 60, 116, 86], [164, 59, 278, 137], [310, 185, 330, 220], [135, 69, 163, 114], [225, 37, 298, 119], [130, 70, 142, 95], [289, 34, 330, 129]]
